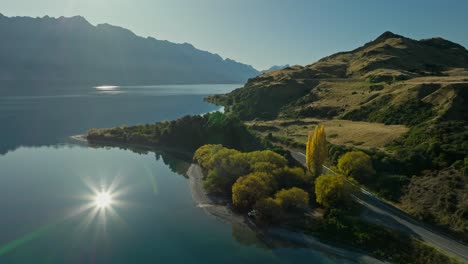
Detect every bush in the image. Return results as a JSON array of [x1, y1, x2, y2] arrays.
[[195, 145, 287, 194], [342, 96, 435, 126], [245, 150, 288, 168], [275, 187, 310, 212], [401, 168, 468, 241], [201, 147, 250, 193], [315, 174, 355, 208], [250, 162, 280, 172], [272, 166, 312, 190], [254, 198, 283, 225], [337, 151, 375, 182], [232, 172, 277, 211], [389, 121, 468, 173], [193, 144, 223, 168]]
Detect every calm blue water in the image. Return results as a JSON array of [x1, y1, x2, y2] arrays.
[[0, 82, 354, 263]]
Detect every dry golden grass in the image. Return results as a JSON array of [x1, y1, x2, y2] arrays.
[[246, 118, 408, 150], [309, 80, 377, 109], [405, 74, 468, 84], [280, 74, 468, 118]]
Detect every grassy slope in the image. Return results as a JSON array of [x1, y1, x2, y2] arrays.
[[213, 31, 468, 120], [246, 118, 408, 150], [212, 32, 468, 244]]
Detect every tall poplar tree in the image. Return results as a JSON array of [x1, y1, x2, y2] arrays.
[[306, 125, 327, 177]]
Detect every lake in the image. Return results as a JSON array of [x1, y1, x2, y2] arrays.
[[0, 82, 354, 263]]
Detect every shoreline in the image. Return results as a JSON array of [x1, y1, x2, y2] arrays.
[[70, 134, 194, 159], [186, 164, 384, 264], [186, 164, 250, 227], [71, 134, 383, 263]]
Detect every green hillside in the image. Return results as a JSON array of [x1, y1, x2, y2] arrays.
[[209, 32, 468, 240], [209, 31, 468, 121]]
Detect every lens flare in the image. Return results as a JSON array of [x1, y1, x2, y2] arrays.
[[95, 85, 119, 90], [95, 192, 112, 209]]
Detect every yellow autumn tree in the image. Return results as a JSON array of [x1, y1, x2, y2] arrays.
[[306, 125, 327, 177], [305, 130, 313, 172], [315, 173, 355, 208]]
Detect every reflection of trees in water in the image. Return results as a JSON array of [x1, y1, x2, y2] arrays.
[[88, 141, 192, 176], [231, 223, 328, 251], [231, 224, 266, 248], [154, 150, 191, 177]]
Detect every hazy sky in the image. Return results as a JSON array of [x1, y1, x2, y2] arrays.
[[2, 0, 467, 70]]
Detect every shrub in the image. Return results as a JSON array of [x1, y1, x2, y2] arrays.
[[245, 150, 288, 168], [315, 174, 355, 208], [275, 187, 309, 212], [202, 148, 249, 193], [338, 151, 375, 182], [254, 198, 283, 224], [250, 162, 280, 172], [232, 172, 277, 211], [193, 144, 223, 168], [272, 166, 312, 190], [195, 145, 288, 194]]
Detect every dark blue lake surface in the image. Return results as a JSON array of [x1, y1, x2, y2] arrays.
[[0, 82, 354, 263]]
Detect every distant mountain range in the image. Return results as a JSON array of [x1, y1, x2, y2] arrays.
[[0, 14, 259, 84], [259, 64, 290, 74]]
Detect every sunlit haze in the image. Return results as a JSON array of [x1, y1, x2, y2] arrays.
[[0, 1, 467, 263], [95, 192, 112, 209], [1, 0, 467, 69]]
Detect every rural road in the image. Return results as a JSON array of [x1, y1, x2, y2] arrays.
[[290, 151, 468, 262], [187, 163, 385, 264]]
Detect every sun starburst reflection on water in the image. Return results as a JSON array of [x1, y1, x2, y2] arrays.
[[71, 173, 134, 235]]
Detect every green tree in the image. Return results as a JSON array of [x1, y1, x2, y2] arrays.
[[338, 151, 375, 182], [254, 198, 283, 225], [203, 148, 250, 193], [245, 150, 288, 168], [275, 187, 309, 212], [195, 145, 289, 194], [306, 125, 328, 177], [193, 144, 223, 168], [315, 174, 355, 208], [272, 166, 312, 189], [251, 162, 280, 173], [232, 172, 277, 211]]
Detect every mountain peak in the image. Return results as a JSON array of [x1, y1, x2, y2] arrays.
[[374, 31, 403, 42], [57, 15, 91, 26]]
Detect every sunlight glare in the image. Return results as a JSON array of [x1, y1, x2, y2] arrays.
[[95, 85, 119, 90], [95, 192, 112, 209]]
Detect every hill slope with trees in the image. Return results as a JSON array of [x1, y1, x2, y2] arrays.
[[209, 31, 468, 120], [208, 32, 468, 241]]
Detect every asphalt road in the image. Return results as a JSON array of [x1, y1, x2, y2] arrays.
[[290, 151, 468, 262]]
